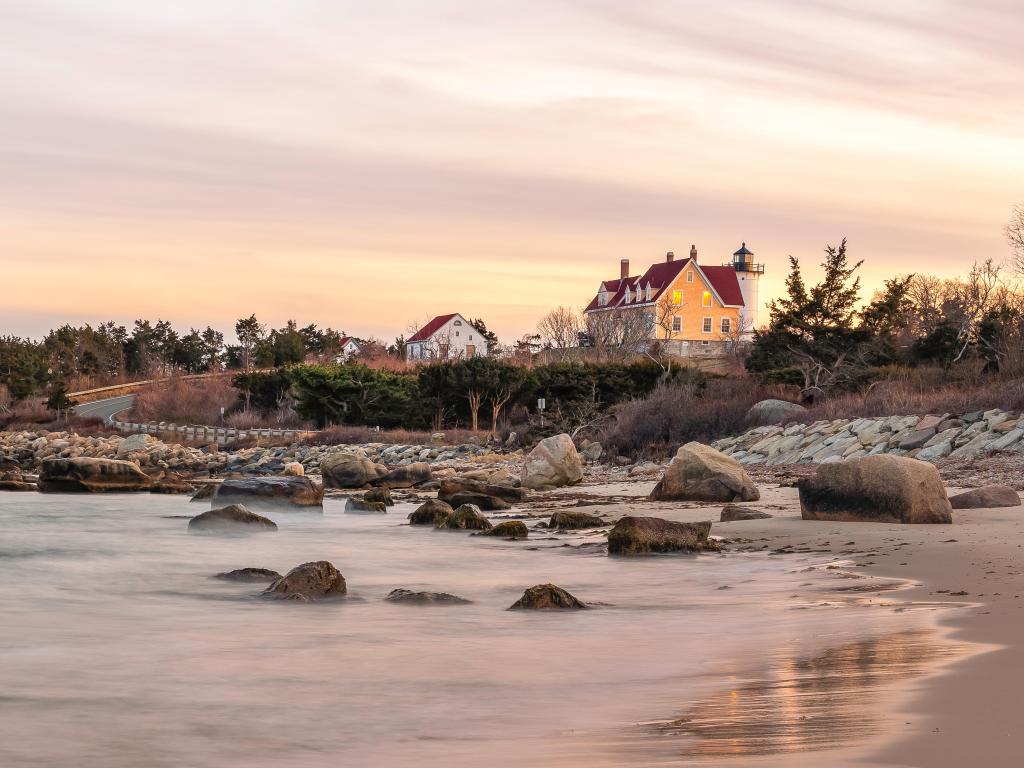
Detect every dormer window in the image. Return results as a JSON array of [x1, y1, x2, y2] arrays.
[[625, 287, 632, 303], [645, 284, 652, 301]]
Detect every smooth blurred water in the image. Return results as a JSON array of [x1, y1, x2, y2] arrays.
[[0, 494, 946, 767]]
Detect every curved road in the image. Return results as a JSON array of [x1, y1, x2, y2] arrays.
[[74, 395, 136, 423]]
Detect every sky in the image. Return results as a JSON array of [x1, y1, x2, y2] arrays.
[[2, 0, 1023, 344]]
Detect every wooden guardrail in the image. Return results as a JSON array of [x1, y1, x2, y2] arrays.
[[110, 416, 310, 445]]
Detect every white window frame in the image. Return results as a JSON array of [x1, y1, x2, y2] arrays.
[[686, 271, 694, 283], [720, 318, 731, 334], [702, 316, 712, 333], [672, 316, 681, 333]]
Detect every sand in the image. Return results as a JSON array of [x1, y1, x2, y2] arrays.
[[524, 478, 1024, 767]]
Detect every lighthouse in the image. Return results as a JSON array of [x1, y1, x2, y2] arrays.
[[730, 242, 763, 337]]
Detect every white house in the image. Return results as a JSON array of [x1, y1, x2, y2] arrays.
[[336, 336, 361, 361], [405, 313, 487, 361]]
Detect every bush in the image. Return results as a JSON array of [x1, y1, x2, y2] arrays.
[[131, 376, 238, 424]]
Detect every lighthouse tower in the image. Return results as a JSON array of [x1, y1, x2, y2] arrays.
[[730, 242, 763, 337]]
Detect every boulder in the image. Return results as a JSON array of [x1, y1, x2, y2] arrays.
[[581, 441, 603, 462], [408, 499, 454, 525], [385, 589, 471, 605], [608, 516, 718, 555], [0, 479, 35, 491], [798, 455, 952, 524], [37, 457, 152, 493], [948, 485, 1021, 510], [282, 462, 305, 477], [190, 484, 218, 502], [509, 584, 588, 610], [445, 491, 511, 511], [720, 505, 773, 522], [480, 520, 529, 539], [746, 399, 807, 426], [116, 433, 154, 456], [650, 443, 760, 502], [363, 487, 394, 506], [150, 480, 196, 495], [188, 504, 278, 532], [548, 510, 606, 529], [263, 560, 347, 601], [435, 504, 493, 531], [320, 451, 387, 489], [345, 497, 387, 514], [376, 462, 432, 489], [521, 434, 584, 490], [213, 476, 323, 509], [438, 478, 527, 504], [214, 567, 282, 582]]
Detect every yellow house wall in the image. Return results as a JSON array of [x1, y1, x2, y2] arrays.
[[652, 262, 740, 342]]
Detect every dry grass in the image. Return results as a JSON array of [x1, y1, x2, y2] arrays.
[[131, 377, 239, 425], [304, 425, 483, 447]]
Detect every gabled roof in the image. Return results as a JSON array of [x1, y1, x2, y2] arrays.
[[699, 266, 745, 306], [408, 313, 458, 343], [338, 336, 359, 348], [585, 256, 744, 312]]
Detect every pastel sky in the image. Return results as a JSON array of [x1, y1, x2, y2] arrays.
[[2, 0, 1023, 344]]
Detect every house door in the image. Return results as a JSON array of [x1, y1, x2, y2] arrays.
[[466, 344, 476, 359]]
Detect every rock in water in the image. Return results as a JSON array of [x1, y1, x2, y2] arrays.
[[345, 497, 387, 514], [408, 499, 454, 525], [385, 589, 471, 605], [481, 520, 529, 538], [363, 487, 394, 506], [720, 505, 773, 522], [190, 484, 217, 502], [650, 442, 759, 502], [445, 491, 511, 511], [607, 516, 718, 555], [377, 462, 432, 489], [435, 504, 493, 531], [320, 451, 387, 488], [263, 561, 347, 601], [798, 455, 952, 524], [0, 472, 35, 491], [189, 505, 278, 532], [213, 476, 323, 510], [150, 480, 196, 495], [438, 478, 527, 504], [948, 485, 1021, 509], [282, 462, 305, 477], [548, 510, 606, 529], [37, 457, 153, 493], [214, 567, 282, 582], [509, 584, 588, 610], [745, 399, 807, 426], [521, 434, 584, 490]]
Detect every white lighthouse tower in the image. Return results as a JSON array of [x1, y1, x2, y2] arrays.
[[730, 242, 763, 337]]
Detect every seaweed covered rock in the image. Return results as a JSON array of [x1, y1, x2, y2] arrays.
[[263, 560, 347, 601], [213, 476, 323, 510], [650, 443, 759, 502], [189, 504, 278, 532], [607, 516, 717, 555], [435, 504, 493, 531], [446, 492, 511, 511], [549, 510, 605, 529], [363, 487, 394, 506], [480, 520, 529, 539], [720, 505, 773, 522], [948, 485, 1021, 510], [385, 589, 471, 605], [345, 496, 387, 514], [408, 499, 454, 525], [509, 583, 588, 610], [521, 434, 584, 490], [798, 455, 952, 524], [37, 457, 152, 493], [214, 567, 282, 582]]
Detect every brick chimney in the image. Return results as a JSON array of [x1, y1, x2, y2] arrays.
[[620, 259, 629, 279], [690, 244, 698, 261], [666, 251, 674, 262]]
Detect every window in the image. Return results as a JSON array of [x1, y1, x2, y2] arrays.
[[702, 317, 712, 333], [702, 291, 712, 307], [454, 320, 462, 326], [672, 316, 681, 333], [624, 287, 631, 303], [672, 290, 682, 305], [701, 340, 710, 346], [645, 284, 652, 301], [720, 318, 731, 334], [686, 272, 694, 283], [455, 331, 460, 337], [468, 334, 474, 340]]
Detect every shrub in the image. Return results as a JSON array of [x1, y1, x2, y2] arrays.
[[131, 376, 238, 424]]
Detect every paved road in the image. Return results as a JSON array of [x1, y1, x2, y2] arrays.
[[73, 394, 136, 423]]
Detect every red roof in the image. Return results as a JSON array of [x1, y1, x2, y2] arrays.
[[408, 314, 458, 342], [585, 257, 744, 311]]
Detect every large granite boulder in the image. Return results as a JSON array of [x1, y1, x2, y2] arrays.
[[435, 504, 493, 531], [480, 520, 529, 539], [798, 455, 952, 524], [320, 451, 387, 489], [650, 442, 759, 502], [445, 491, 511, 511], [509, 584, 588, 610], [548, 510, 606, 529], [363, 487, 394, 506], [408, 499, 454, 525], [188, 504, 277, 532], [345, 496, 387, 514], [37, 457, 152, 493], [948, 485, 1021, 509], [376, 462, 432, 489], [0, 471, 35, 491], [746, 399, 807, 426], [607, 516, 718, 555], [521, 434, 584, 490], [213, 476, 323, 510], [263, 561, 347, 601], [439, 478, 527, 504]]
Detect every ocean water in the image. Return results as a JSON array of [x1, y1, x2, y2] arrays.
[[0, 494, 955, 767]]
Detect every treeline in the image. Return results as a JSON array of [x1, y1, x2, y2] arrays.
[[234, 359, 704, 431]]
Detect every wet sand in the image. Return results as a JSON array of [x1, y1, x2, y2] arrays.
[[542, 479, 1024, 767]]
